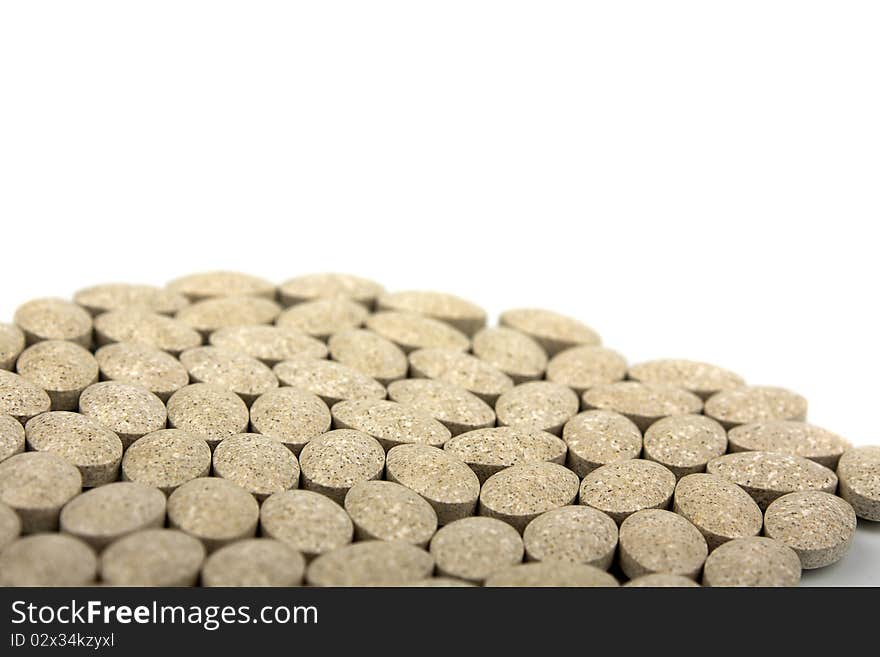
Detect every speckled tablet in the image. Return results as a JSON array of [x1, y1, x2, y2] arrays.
[[331, 399, 451, 450], [582, 381, 702, 432], [166, 383, 249, 449], [443, 426, 567, 483], [429, 516, 523, 583], [579, 459, 676, 524], [377, 290, 487, 336], [703, 385, 807, 429], [278, 273, 384, 308], [499, 308, 600, 356], [479, 462, 580, 532], [387, 378, 495, 436], [727, 421, 849, 469], [249, 386, 331, 454], [562, 410, 643, 477]]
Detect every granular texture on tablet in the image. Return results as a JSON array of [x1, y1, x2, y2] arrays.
[[210, 324, 328, 365], [0, 370, 50, 423], [837, 446, 880, 521], [299, 430, 385, 504], [627, 359, 744, 400], [95, 342, 189, 401], [385, 444, 480, 525], [122, 429, 211, 494], [79, 381, 166, 448], [366, 311, 470, 353], [167, 477, 259, 551], [201, 538, 306, 587], [345, 480, 438, 546], [212, 433, 299, 500], [167, 271, 276, 301], [0, 323, 25, 370], [618, 509, 707, 580], [176, 296, 281, 336], [328, 329, 407, 385], [377, 290, 487, 336], [408, 348, 514, 404], [523, 505, 617, 569], [16, 340, 98, 410], [499, 308, 600, 356], [579, 459, 676, 524], [624, 573, 701, 587], [443, 426, 567, 483], [250, 387, 331, 454], [273, 357, 386, 407], [387, 378, 494, 436], [179, 346, 277, 406], [672, 473, 763, 550], [0, 451, 81, 533], [100, 528, 206, 586], [14, 297, 93, 347], [306, 540, 434, 587], [279, 273, 385, 308], [562, 410, 643, 477], [485, 561, 618, 587], [408, 577, 475, 587], [703, 385, 807, 429], [479, 462, 580, 532], [331, 399, 451, 450], [582, 381, 703, 432], [260, 489, 353, 558], [59, 481, 166, 550], [74, 283, 189, 316], [495, 381, 579, 436], [94, 308, 202, 355], [642, 414, 727, 478], [727, 421, 850, 469], [763, 491, 856, 569], [275, 298, 368, 340], [0, 415, 25, 463], [25, 411, 123, 487], [167, 383, 249, 449], [706, 451, 838, 510], [429, 516, 524, 583], [0, 501, 20, 550], [471, 327, 547, 383], [546, 345, 627, 394], [702, 536, 801, 587], [0, 534, 97, 586]]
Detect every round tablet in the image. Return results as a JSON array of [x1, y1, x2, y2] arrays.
[[523, 505, 618, 569], [79, 381, 167, 448], [94, 308, 202, 355], [14, 297, 93, 347], [0, 451, 81, 533], [495, 381, 580, 436], [212, 433, 299, 500], [408, 348, 514, 404], [95, 342, 189, 401], [546, 345, 627, 394], [618, 509, 708, 580], [273, 357, 386, 406], [764, 491, 856, 569], [0, 415, 25, 463], [672, 473, 763, 550], [201, 538, 306, 587], [279, 272, 385, 308], [706, 451, 838, 509], [0, 501, 20, 550], [702, 536, 801, 587], [101, 528, 206, 586], [429, 516, 524, 583], [377, 290, 487, 336], [579, 459, 676, 524], [167, 383, 249, 449], [122, 429, 211, 493], [209, 324, 328, 365], [0, 370, 50, 423], [386, 444, 480, 524], [443, 426, 567, 483], [0, 323, 25, 370], [642, 414, 727, 478], [275, 298, 368, 340], [25, 411, 123, 486], [15, 340, 98, 410], [837, 446, 880, 521], [328, 328, 407, 385], [728, 421, 850, 469], [499, 308, 600, 356], [704, 385, 807, 429], [562, 410, 643, 477], [331, 399, 451, 450], [59, 481, 166, 550], [624, 574, 701, 587], [472, 327, 548, 383], [176, 296, 281, 337], [260, 489, 353, 557], [299, 429, 385, 504], [365, 311, 471, 354], [485, 561, 618, 587], [74, 282, 189, 316], [306, 540, 434, 587], [344, 480, 438, 546], [179, 346, 278, 406], [167, 271, 276, 301], [627, 359, 744, 400], [479, 462, 580, 532], [387, 378, 495, 436], [167, 477, 259, 551], [249, 387, 331, 454], [582, 381, 703, 432], [0, 534, 97, 586]]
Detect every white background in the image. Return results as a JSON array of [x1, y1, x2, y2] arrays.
[[1, 2, 877, 585]]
